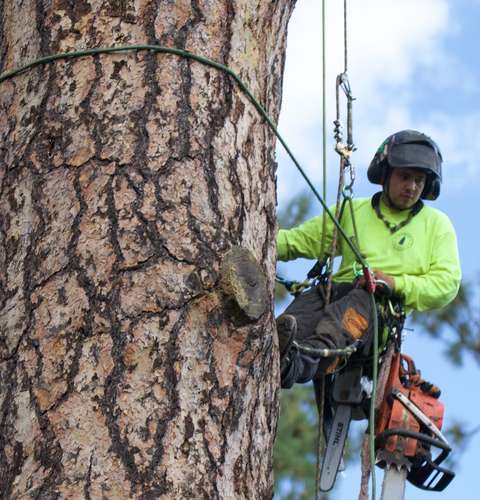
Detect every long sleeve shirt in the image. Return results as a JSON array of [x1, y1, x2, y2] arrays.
[[277, 196, 461, 312]]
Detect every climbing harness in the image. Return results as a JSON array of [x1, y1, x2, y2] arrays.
[[275, 275, 312, 297]]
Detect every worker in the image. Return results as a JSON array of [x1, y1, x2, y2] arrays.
[[276, 130, 461, 388]]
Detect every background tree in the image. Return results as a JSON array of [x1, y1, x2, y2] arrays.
[[275, 190, 313, 302], [412, 282, 480, 365], [0, 1, 297, 497]]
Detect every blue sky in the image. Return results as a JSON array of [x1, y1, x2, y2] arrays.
[[275, 1, 480, 498]]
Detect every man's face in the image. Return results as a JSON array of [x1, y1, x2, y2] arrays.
[[386, 167, 426, 210]]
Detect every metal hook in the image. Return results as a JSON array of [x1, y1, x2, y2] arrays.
[[344, 162, 355, 191]]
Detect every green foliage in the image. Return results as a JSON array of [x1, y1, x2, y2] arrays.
[[277, 191, 314, 230], [411, 282, 480, 366], [273, 191, 354, 499], [273, 386, 318, 499], [273, 384, 365, 499], [276, 191, 315, 303], [404, 280, 480, 469], [275, 279, 290, 304], [443, 421, 480, 469]]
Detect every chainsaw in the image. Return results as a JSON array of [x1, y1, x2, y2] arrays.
[[317, 362, 371, 492], [375, 352, 454, 492], [318, 351, 454, 493]]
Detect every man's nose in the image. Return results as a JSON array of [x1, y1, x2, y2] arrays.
[[405, 178, 417, 191]]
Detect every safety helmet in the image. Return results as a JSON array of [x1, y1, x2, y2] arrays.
[[367, 130, 442, 200]]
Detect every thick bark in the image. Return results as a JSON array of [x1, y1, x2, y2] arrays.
[[0, 1, 295, 498]]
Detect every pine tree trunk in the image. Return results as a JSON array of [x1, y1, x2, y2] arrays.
[[0, 1, 295, 498]]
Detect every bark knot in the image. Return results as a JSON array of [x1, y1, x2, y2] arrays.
[[219, 246, 267, 322]]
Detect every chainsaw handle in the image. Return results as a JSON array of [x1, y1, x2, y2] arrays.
[[375, 428, 451, 453], [375, 429, 455, 493], [400, 353, 418, 378]]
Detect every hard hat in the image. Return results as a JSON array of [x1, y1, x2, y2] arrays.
[[367, 130, 442, 200]]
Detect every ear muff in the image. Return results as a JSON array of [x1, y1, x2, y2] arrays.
[[368, 131, 442, 201], [367, 139, 389, 184], [422, 176, 441, 200]]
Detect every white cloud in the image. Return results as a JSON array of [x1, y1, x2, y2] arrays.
[[349, 0, 450, 87], [417, 111, 480, 190], [276, 0, 480, 205]]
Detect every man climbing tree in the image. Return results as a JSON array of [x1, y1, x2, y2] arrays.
[[277, 130, 461, 388], [0, 1, 296, 497]]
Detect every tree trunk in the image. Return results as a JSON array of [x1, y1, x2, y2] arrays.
[[0, 1, 295, 498]]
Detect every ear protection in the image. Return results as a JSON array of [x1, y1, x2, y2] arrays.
[[367, 131, 442, 200]]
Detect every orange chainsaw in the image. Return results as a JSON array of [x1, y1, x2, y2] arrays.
[[375, 352, 455, 492]]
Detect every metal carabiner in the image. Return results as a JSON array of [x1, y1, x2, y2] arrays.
[[342, 185, 353, 199], [338, 72, 353, 100], [335, 72, 356, 157], [343, 162, 355, 192]]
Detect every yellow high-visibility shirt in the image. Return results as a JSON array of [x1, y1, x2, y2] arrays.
[[277, 195, 461, 312]]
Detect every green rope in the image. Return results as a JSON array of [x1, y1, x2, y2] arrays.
[[0, 43, 369, 270], [2, 43, 381, 496], [320, 0, 328, 259], [369, 293, 379, 500], [316, 1, 328, 497], [345, 192, 361, 249]]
